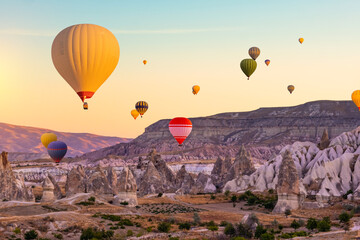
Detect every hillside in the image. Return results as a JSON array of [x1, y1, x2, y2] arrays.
[[0, 122, 131, 159], [81, 100, 360, 163]]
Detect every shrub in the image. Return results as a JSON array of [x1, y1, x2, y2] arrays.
[[158, 192, 163, 197], [38, 225, 49, 232], [271, 219, 278, 229], [225, 190, 230, 197], [317, 218, 331, 232], [247, 196, 257, 205], [278, 224, 283, 230], [158, 222, 171, 233], [220, 221, 229, 227], [24, 230, 38, 240], [260, 233, 275, 240], [237, 223, 253, 239], [284, 209, 291, 217], [306, 218, 318, 231], [13, 227, 21, 234], [146, 226, 152, 232], [88, 197, 95, 202], [53, 233, 63, 239], [120, 201, 129, 206], [80, 227, 114, 240], [178, 222, 191, 230], [339, 211, 351, 223], [224, 223, 236, 236], [290, 220, 300, 230], [268, 189, 274, 194], [210, 194, 216, 200], [207, 225, 219, 232], [342, 190, 353, 199], [127, 230, 133, 237], [255, 224, 267, 238], [298, 219, 305, 227], [169, 237, 179, 240], [231, 195, 237, 203]]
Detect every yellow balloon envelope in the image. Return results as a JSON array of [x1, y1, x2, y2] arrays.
[[143, 60, 147, 65], [352, 90, 360, 111], [51, 24, 120, 103], [41, 133, 57, 148], [299, 38, 304, 44], [131, 109, 140, 119], [192, 85, 200, 95]]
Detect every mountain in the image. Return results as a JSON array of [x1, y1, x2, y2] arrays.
[[0, 122, 131, 159], [81, 100, 360, 163]]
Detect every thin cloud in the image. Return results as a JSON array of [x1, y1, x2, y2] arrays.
[[0, 27, 240, 37]]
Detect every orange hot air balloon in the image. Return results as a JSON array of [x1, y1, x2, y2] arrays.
[[352, 90, 360, 111], [131, 109, 140, 119], [192, 85, 200, 95], [143, 60, 147, 65], [299, 38, 304, 44], [51, 24, 120, 106], [265, 59, 270, 66], [287, 85, 295, 94]]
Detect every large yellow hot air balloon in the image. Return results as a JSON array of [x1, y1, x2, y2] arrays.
[[131, 109, 140, 119], [135, 101, 148, 117], [248, 47, 260, 60], [192, 85, 200, 95], [352, 90, 360, 110], [51, 24, 120, 108], [287, 85, 295, 94], [299, 38, 304, 44], [41, 133, 57, 148]]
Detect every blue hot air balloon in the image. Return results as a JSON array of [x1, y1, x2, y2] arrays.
[[47, 141, 67, 163]]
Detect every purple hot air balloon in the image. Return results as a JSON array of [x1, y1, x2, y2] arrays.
[[47, 141, 67, 163]]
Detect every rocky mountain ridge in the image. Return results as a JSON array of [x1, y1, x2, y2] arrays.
[[81, 100, 360, 163]]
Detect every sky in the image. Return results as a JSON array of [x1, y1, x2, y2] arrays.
[[0, 0, 359, 138]]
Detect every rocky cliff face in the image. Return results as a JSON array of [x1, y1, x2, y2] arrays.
[[81, 100, 360, 163], [223, 126, 360, 206], [114, 167, 138, 206], [0, 152, 34, 201]]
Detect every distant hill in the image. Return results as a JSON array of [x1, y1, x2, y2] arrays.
[[0, 122, 132, 159], [80, 100, 360, 163]]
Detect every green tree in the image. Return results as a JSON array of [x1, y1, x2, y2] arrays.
[[24, 230, 38, 240], [231, 195, 237, 202], [285, 209, 291, 218], [317, 218, 331, 232], [224, 223, 236, 236], [225, 190, 230, 197], [339, 212, 351, 223], [260, 233, 275, 240], [237, 223, 253, 239], [291, 220, 300, 230], [255, 224, 267, 238], [306, 218, 318, 231]]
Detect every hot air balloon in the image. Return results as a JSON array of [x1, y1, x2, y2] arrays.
[[83, 102, 88, 110], [351, 90, 360, 110], [288, 85, 295, 94], [169, 117, 192, 146], [143, 60, 147, 65], [47, 141, 67, 164], [135, 101, 148, 117], [299, 38, 304, 44], [192, 85, 200, 95], [131, 109, 140, 119], [265, 59, 270, 66], [41, 133, 57, 148], [51, 24, 120, 109], [240, 59, 257, 80], [248, 47, 260, 60]]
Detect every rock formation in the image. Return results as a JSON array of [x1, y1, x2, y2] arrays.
[[175, 165, 195, 194], [190, 172, 216, 194], [65, 165, 87, 197], [211, 156, 232, 188], [318, 129, 330, 150], [0, 151, 34, 201], [114, 167, 138, 206], [41, 176, 55, 202], [48, 174, 62, 199], [225, 145, 255, 182], [273, 150, 301, 213], [86, 166, 113, 195]]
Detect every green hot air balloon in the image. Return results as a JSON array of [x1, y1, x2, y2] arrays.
[[240, 59, 257, 80]]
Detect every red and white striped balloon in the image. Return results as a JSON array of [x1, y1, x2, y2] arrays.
[[169, 117, 192, 146]]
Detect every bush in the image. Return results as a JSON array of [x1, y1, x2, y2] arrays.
[[88, 197, 95, 202], [126, 230, 133, 237], [271, 219, 278, 229], [210, 194, 216, 200], [13, 227, 21, 234], [284, 209, 291, 217], [80, 227, 114, 240], [146, 226, 152, 232], [53, 233, 63, 239], [247, 196, 257, 205], [290, 220, 300, 230], [178, 222, 191, 230], [237, 223, 253, 239], [157, 193, 163, 197], [158, 222, 171, 233], [317, 218, 331, 232], [224, 223, 236, 236], [220, 221, 229, 227], [169, 238, 179, 240], [207, 225, 219, 232], [38, 225, 49, 232], [342, 190, 353, 199], [339, 211, 351, 223], [260, 233, 275, 240], [120, 201, 129, 206], [306, 218, 318, 231], [255, 224, 267, 238], [268, 189, 274, 194], [24, 230, 38, 240], [278, 224, 283, 230], [225, 190, 230, 197], [231, 195, 237, 203]]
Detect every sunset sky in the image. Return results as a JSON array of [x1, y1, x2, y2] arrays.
[[0, 0, 359, 138]]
